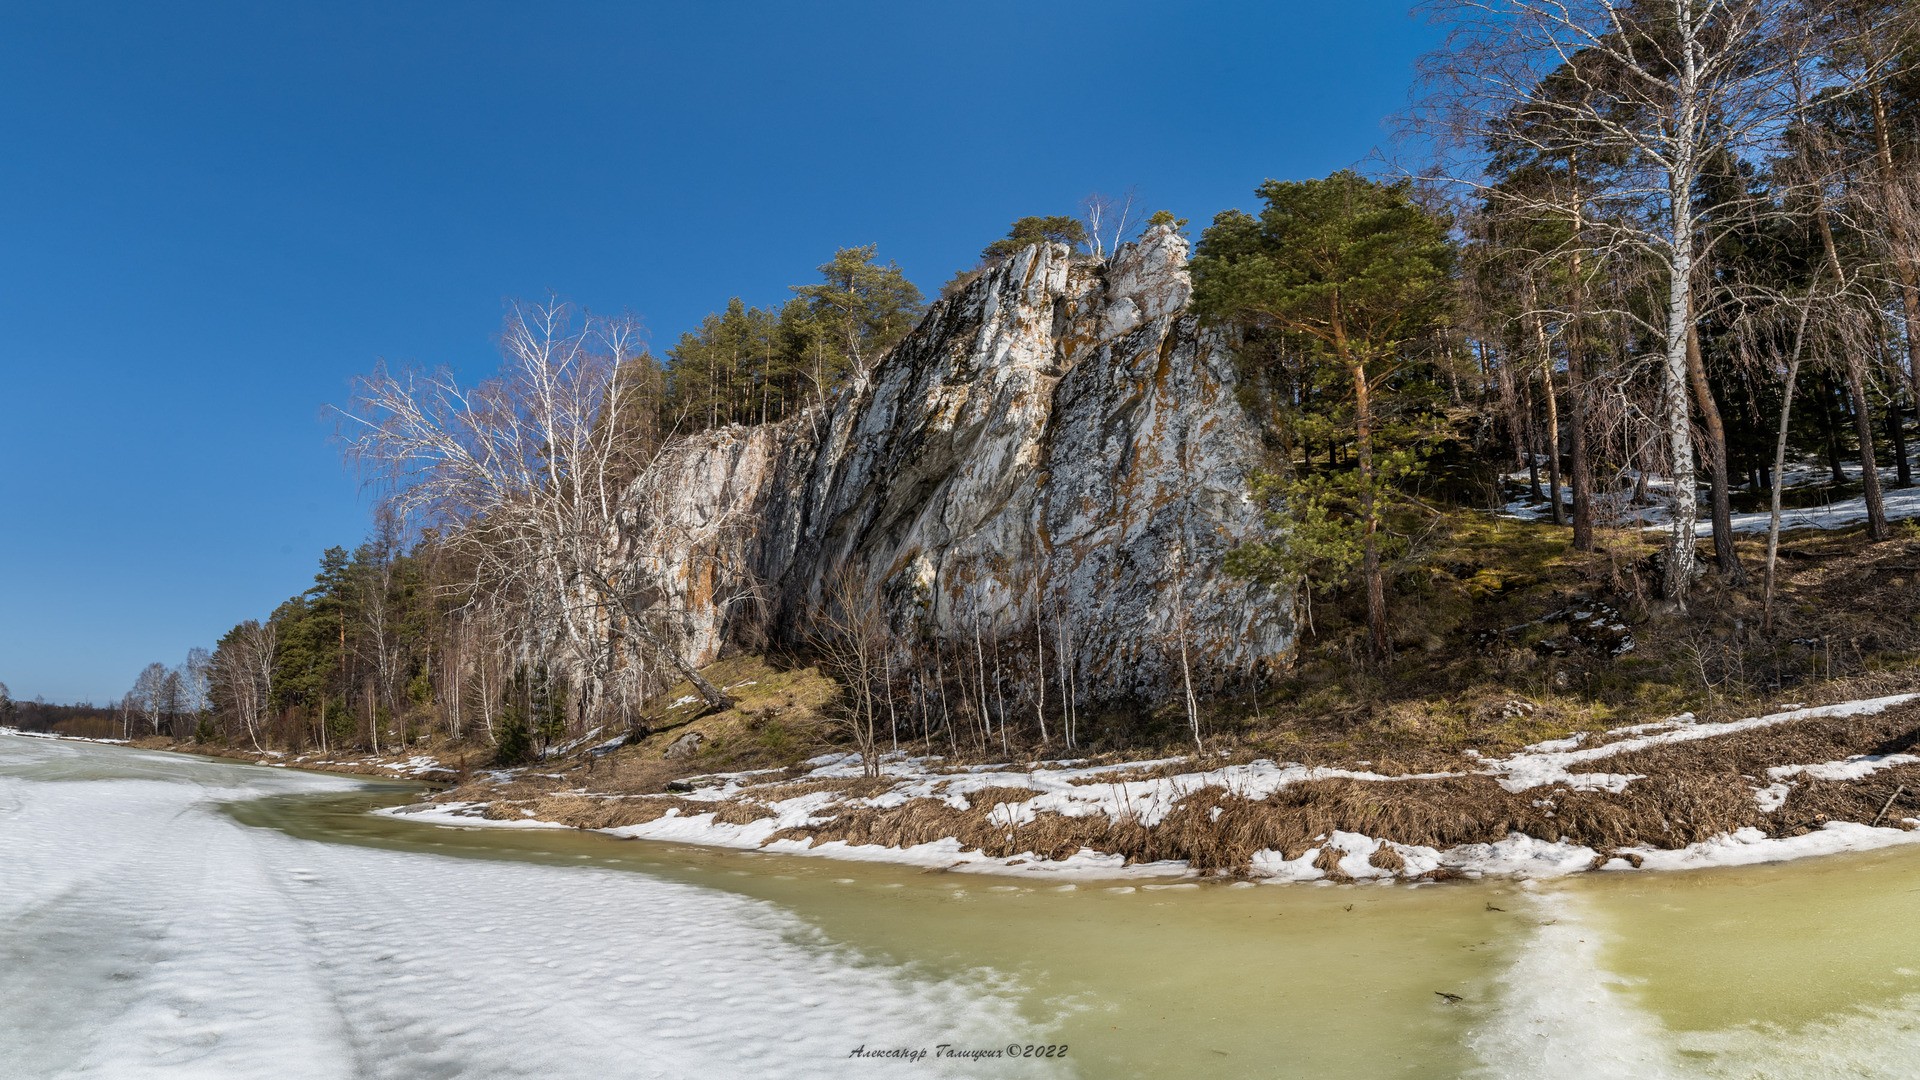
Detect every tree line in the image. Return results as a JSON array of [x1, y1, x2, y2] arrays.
[[1201, 0, 1920, 656], [98, 0, 1920, 761], [661, 246, 924, 430]]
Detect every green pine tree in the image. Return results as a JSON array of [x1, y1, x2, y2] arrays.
[[1193, 170, 1456, 658]]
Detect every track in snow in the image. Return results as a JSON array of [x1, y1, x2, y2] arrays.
[[0, 736, 1055, 1079]]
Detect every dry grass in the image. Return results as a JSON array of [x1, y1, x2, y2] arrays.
[[1369, 845, 1407, 873], [748, 776, 898, 802], [437, 641, 1920, 879], [757, 770, 1747, 875], [1781, 765, 1920, 830], [1604, 699, 1920, 776], [960, 785, 1043, 810], [728, 695, 1920, 876], [483, 792, 781, 830]]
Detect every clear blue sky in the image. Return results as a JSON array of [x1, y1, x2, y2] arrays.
[[0, 2, 1440, 704]]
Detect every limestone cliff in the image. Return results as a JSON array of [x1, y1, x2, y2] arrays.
[[625, 225, 1292, 705]]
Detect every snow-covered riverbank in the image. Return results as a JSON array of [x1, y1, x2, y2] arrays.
[[386, 692, 1920, 886]]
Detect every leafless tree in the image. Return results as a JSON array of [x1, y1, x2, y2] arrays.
[[343, 299, 734, 722], [804, 565, 889, 778], [180, 647, 212, 735], [158, 667, 186, 739], [1170, 537, 1203, 754], [1419, 0, 1830, 604], [217, 619, 275, 751], [1813, 1, 1920, 402], [130, 662, 168, 736], [1081, 188, 1141, 261], [355, 507, 407, 751], [1758, 296, 1817, 627]]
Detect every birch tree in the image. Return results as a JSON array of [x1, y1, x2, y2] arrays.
[[216, 619, 276, 751], [1422, 0, 1826, 603], [131, 662, 168, 736], [804, 565, 889, 777], [1081, 189, 1142, 261], [343, 299, 733, 717]]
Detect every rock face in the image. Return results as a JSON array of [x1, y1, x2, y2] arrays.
[[627, 225, 1292, 705]]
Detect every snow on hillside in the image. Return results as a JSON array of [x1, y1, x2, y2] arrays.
[[383, 693, 1920, 886]]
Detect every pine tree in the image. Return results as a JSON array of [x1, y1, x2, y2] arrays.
[[1193, 171, 1456, 658], [981, 216, 1089, 259]]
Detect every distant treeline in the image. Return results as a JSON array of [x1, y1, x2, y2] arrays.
[[4, 695, 121, 740]]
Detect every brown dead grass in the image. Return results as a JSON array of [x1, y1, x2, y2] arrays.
[[1605, 700, 1920, 777], [1369, 845, 1406, 873], [765, 769, 1757, 875], [468, 688, 1920, 876], [960, 785, 1043, 809], [1780, 764, 1920, 831], [1312, 846, 1348, 879], [748, 776, 898, 802], [769, 800, 1152, 864], [487, 793, 781, 831]]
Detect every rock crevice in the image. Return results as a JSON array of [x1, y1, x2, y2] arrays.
[[631, 225, 1292, 704]]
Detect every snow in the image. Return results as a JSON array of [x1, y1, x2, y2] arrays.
[[1256, 832, 1595, 884], [1467, 890, 1685, 1079], [384, 799, 1194, 881], [1498, 458, 1920, 536], [0, 726, 128, 744], [1483, 694, 1920, 793], [387, 692, 1920, 887], [942, 759, 1457, 830], [541, 726, 604, 758], [767, 752, 1450, 829], [1694, 483, 1920, 536], [0, 734, 1061, 1078], [1768, 752, 1920, 782], [379, 754, 454, 776], [1604, 821, 1920, 872]]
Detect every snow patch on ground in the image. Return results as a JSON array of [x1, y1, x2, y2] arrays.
[[380, 691, 1920, 887], [1604, 821, 1920, 872], [1483, 694, 1919, 793], [1498, 461, 1920, 538], [379, 754, 454, 777], [1694, 483, 1920, 537], [1768, 753, 1920, 782], [0, 726, 128, 744], [381, 799, 1194, 881]]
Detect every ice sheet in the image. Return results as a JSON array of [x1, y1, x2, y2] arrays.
[[0, 734, 1056, 1079]]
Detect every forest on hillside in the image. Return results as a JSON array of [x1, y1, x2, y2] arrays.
[[70, 0, 1920, 767]]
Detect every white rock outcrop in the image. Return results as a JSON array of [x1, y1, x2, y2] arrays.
[[629, 225, 1292, 704]]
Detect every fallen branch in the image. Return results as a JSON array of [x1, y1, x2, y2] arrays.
[[1873, 784, 1907, 828]]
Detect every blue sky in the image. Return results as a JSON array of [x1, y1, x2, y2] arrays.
[[0, 2, 1441, 704]]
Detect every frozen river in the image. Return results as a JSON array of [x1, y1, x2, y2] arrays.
[[0, 736, 1050, 1078], [12, 733, 1920, 1078]]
